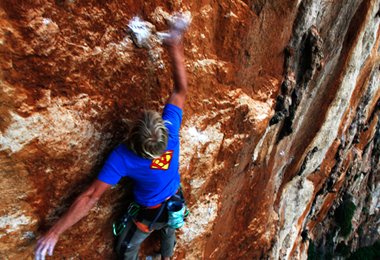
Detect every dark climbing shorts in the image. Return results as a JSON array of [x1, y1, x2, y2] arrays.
[[116, 217, 176, 260]]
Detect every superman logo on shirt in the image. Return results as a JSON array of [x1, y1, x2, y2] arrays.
[[150, 150, 173, 170]]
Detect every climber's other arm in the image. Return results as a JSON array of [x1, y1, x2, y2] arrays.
[[35, 180, 111, 260]]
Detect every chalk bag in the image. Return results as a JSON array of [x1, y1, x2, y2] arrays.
[[167, 200, 187, 229]]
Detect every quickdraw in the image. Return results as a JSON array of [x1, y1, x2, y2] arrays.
[[127, 202, 141, 216], [112, 202, 141, 236]]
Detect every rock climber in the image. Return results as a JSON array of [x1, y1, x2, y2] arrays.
[[35, 17, 188, 260]]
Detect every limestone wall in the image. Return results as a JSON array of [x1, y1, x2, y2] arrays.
[[0, 0, 379, 259]]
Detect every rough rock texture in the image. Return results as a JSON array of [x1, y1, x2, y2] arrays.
[[0, 0, 379, 259]]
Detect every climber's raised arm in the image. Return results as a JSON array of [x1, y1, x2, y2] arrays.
[[35, 180, 111, 260], [162, 13, 189, 110]]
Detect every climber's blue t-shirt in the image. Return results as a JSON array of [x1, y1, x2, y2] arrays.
[[97, 104, 182, 207]]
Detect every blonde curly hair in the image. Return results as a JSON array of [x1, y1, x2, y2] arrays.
[[126, 110, 168, 159]]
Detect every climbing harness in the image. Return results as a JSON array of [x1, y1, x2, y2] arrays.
[[113, 188, 190, 236]]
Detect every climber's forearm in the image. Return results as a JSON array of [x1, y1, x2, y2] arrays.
[[48, 194, 98, 236], [46, 180, 110, 237], [168, 44, 188, 96]]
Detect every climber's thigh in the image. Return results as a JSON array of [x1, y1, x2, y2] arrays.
[[117, 220, 151, 259]]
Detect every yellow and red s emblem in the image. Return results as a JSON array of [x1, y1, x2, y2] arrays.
[[150, 150, 173, 170]]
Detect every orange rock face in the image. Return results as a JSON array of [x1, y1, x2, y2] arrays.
[[0, 0, 379, 259]]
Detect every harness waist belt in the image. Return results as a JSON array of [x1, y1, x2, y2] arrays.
[[141, 189, 180, 209]]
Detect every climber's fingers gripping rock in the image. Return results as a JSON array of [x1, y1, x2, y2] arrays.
[[169, 12, 190, 33], [161, 12, 191, 46]]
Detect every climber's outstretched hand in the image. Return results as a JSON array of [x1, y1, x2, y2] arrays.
[[161, 12, 190, 47], [35, 231, 59, 260]]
